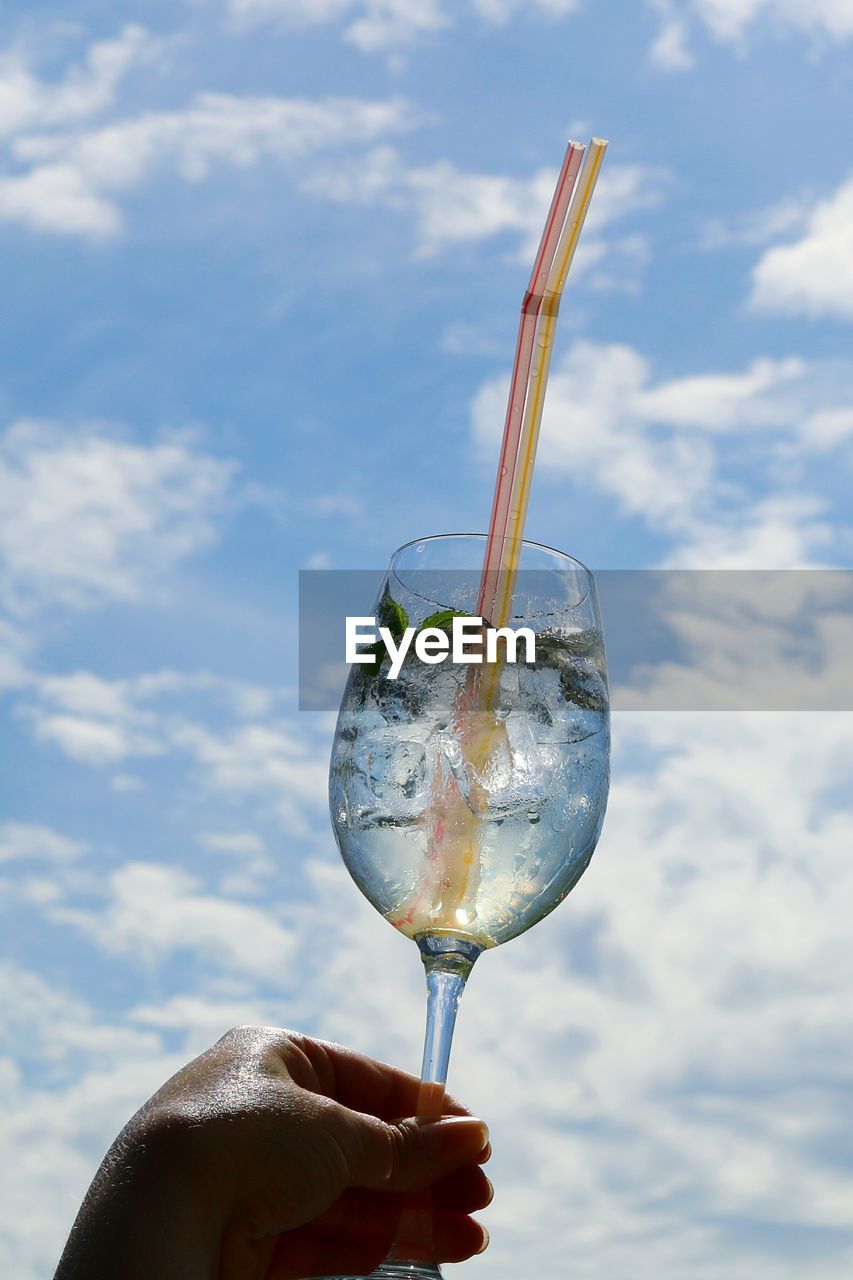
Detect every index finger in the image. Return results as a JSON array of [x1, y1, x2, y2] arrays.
[[282, 1032, 471, 1122]]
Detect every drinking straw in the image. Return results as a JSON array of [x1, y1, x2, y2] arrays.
[[436, 139, 607, 921], [477, 139, 586, 626], [491, 137, 608, 629], [392, 138, 608, 945]]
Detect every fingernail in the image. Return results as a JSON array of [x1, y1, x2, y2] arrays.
[[420, 1116, 489, 1162], [477, 1140, 492, 1165], [484, 1176, 495, 1206], [476, 1226, 490, 1254]]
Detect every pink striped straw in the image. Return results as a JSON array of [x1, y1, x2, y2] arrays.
[[476, 139, 585, 623]]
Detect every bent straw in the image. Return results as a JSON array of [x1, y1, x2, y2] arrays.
[[470, 138, 607, 732], [440, 140, 607, 922], [477, 140, 585, 626], [492, 137, 608, 630], [392, 139, 608, 946]]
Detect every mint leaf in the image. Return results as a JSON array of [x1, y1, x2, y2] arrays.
[[418, 608, 470, 631], [378, 592, 409, 639], [357, 638, 386, 677], [357, 592, 407, 679]]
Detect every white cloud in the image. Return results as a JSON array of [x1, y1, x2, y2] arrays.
[[612, 570, 853, 711], [304, 550, 333, 569], [801, 407, 853, 450], [20, 674, 163, 766], [227, 0, 448, 50], [0, 960, 182, 1279], [14, 94, 411, 182], [0, 163, 120, 236], [110, 773, 145, 793], [341, 0, 449, 50], [0, 823, 86, 864], [312, 492, 364, 518], [665, 495, 833, 568], [0, 421, 235, 611], [648, 0, 853, 71], [691, 0, 853, 42], [1, 92, 413, 237], [306, 147, 665, 279], [221, 710, 853, 1277], [55, 861, 296, 976], [1, 32, 644, 264], [448, 710, 853, 1275], [4, 710, 853, 1277], [35, 672, 143, 719], [0, 26, 159, 141], [652, 0, 853, 52], [471, 341, 853, 565], [128, 991, 278, 1036], [471, 0, 580, 18], [0, 23, 162, 235], [0, 961, 161, 1073], [698, 195, 811, 251], [18, 669, 295, 777], [33, 714, 162, 766], [198, 831, 266, 856], [634, 355, 806, 430], [225, 0, 582, 49], [650, 16, 694, 67], [409, 162, 558, 257], [439, 319, 508, 356], [197, 831, 273, 894], [0, 616, 29, 692], [130, 669, 281, 717], [15, 667, 329, 839], [750, 177, 853, 320], [175, 720, 330, 835]]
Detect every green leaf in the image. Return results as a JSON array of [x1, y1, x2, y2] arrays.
[[378, 592, 409, 639], [418, 608, 471, 631], [357, 638, 386, 678]]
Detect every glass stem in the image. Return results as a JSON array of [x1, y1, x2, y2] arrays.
[[420, 969, 464, 1090], [416, 935, 481, 1115], [382, 937, 482, 1276]]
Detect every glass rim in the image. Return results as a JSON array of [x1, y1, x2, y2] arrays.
[[391, 532, 594, 577], [389, 533, 594, 614]]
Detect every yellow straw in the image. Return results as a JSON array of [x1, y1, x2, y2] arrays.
[[473, 138, 607, 721], [493, 137, 608, 629], [398, 138, 608, 942]]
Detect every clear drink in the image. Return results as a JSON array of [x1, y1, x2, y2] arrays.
[[330, 625, 610, 949]]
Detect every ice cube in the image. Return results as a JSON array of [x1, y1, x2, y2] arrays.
[[379, 660, 462, 729], [459, 712, 550, 817], [433, 729, 470, 802], [518, 658, 606, 744], [335, 695, 387, 742], [385, 738, 429, 810], [349, 728, 430, 821]]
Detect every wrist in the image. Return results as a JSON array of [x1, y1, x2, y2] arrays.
[[55, 1111, 219, 1280]]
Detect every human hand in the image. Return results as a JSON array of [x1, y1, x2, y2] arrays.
[[54, 1025, 492, 1280]]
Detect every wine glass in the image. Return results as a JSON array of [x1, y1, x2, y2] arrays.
[[327, 533, 610, 1279]]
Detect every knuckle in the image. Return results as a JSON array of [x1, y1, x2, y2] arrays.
[[216, 1023, 258, 1049], [385, 1120, 410, 1183]]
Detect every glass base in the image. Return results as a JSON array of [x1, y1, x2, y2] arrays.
[[310, 1263, 442, 1279]]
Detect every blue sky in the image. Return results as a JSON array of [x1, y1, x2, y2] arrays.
[[1, 3, 852, 1277]]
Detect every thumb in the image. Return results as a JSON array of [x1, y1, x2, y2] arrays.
[[331, 1108, 490, 1193]]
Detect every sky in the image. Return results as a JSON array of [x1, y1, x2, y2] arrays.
[[1, 2, 852, 1277]]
